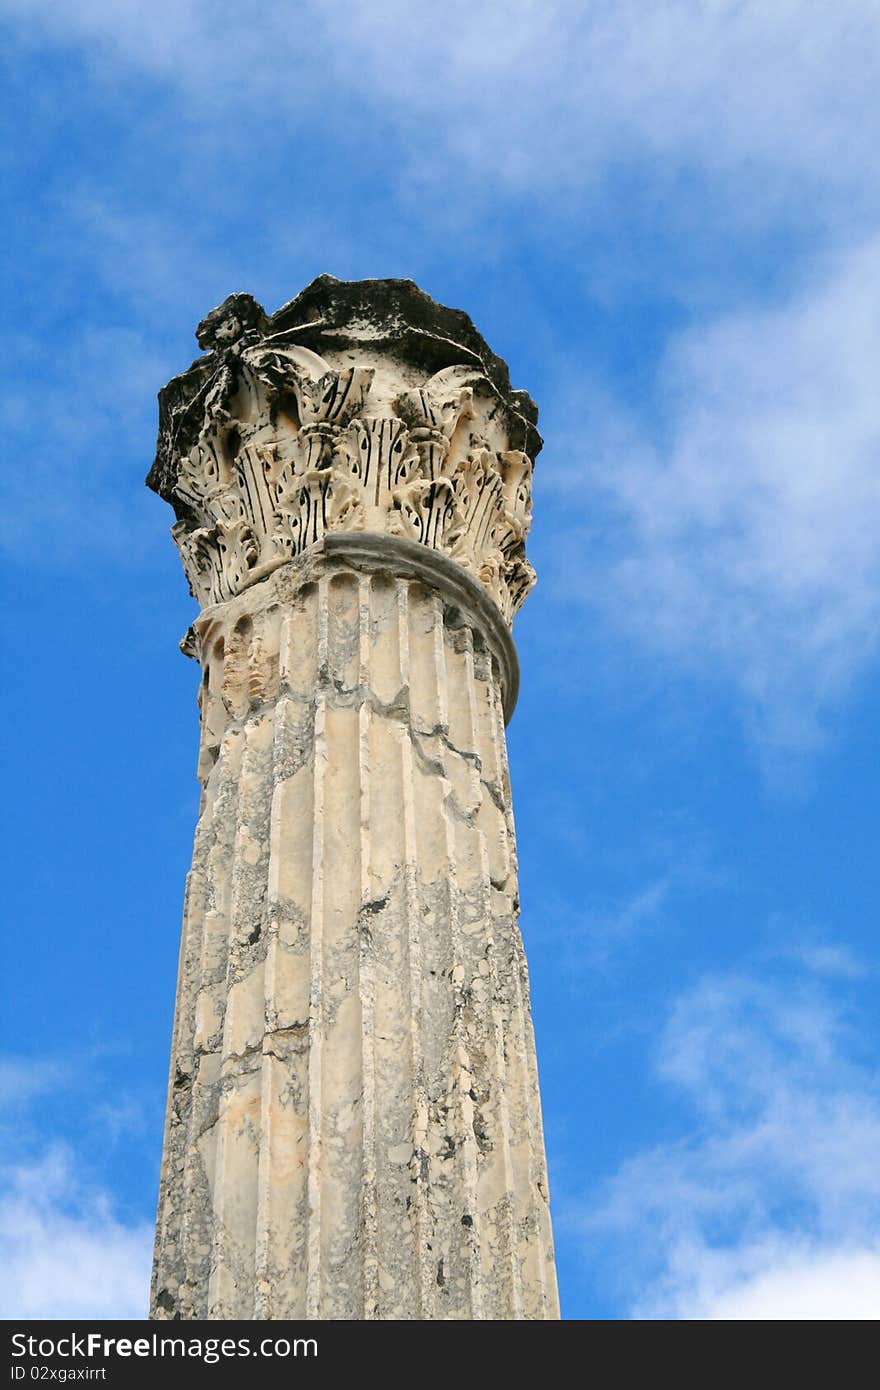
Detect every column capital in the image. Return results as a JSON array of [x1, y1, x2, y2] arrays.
[[147, 276, 541, 626]]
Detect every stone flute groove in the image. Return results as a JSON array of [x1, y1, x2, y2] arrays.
[[149, 278, 559, 1320], [151, 554, 558, 1318]]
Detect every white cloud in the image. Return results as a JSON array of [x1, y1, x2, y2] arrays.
[[0, 1057, 67, 1107], [0, 322, 169, 567], [780, 941, 868, 982], [694, 1247, 880, 1320], [543, 867, 701, 978], [551, 235, 880, 752], [576, 958, 880, 1318], [0, 1148, 152, 1319], [4, 2, 879, 214]]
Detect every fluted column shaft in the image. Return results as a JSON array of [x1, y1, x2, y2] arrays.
[[151, 539, 558, 1320], [148, 275, 559, 1320]]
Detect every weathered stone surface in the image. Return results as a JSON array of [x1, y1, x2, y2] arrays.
[[149, 280, 558, 1321], [147, 276, 540, 625]]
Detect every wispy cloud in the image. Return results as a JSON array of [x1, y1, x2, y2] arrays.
[[6, 2, 879, 221], [0, 1148, 152, 1319], [571, 956, 880, 1318], [544, 871, 689, 980], [0, 323, 168, 567], [0, 1054, 155, 1317], [548, 235, 880, 755], [684, 1246, 880, 1320], [0, 1056, 68, 1107]]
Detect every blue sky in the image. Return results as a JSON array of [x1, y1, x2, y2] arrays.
[[3, 1, 880, 1319]]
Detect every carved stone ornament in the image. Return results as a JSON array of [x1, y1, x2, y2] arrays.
[[147, 277, 541, 626]]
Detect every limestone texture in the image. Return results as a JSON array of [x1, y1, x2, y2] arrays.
[[149, 277, 559, 1320]]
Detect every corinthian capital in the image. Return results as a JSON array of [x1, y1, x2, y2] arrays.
[[146, 276, 541, 625]]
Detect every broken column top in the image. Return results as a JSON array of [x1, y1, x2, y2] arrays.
[[147, 274, 541, 625]]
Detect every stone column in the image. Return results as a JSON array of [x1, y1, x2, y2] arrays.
[[147, 276, 559, 1321]]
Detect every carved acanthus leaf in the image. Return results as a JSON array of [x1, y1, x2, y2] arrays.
[[163, 333, 536, 624]]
